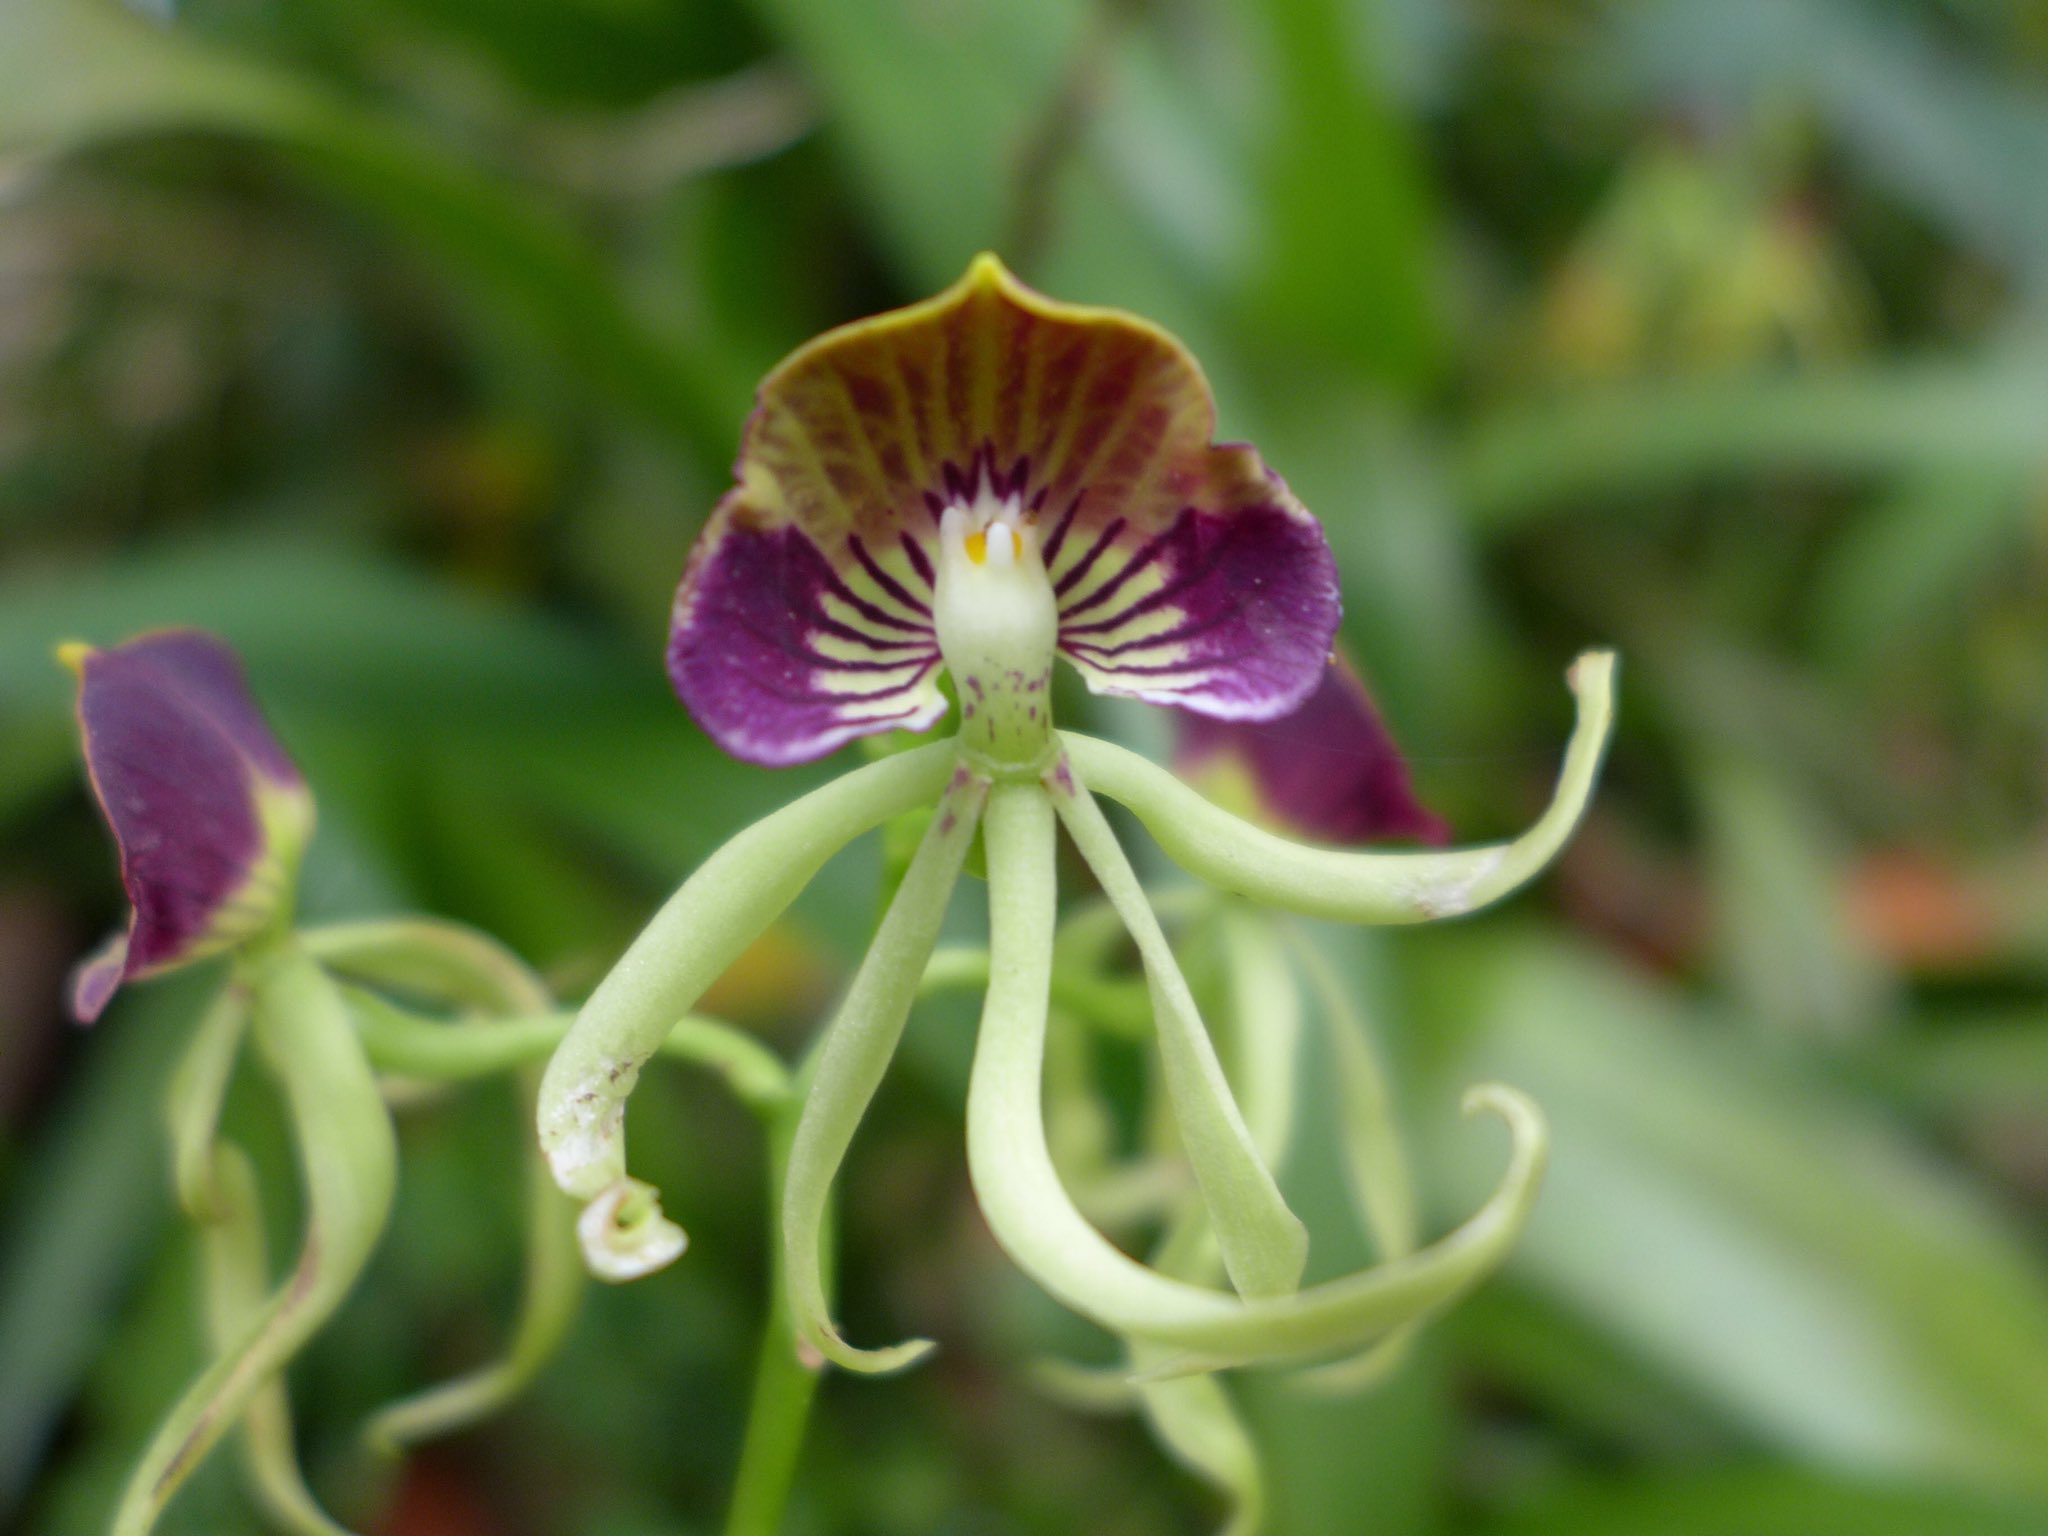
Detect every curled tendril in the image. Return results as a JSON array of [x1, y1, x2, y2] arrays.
[[306, 917, 588, 1448]]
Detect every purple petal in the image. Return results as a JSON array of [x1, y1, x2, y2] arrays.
[[1175, 658, 1449, 846], [66, 630, 310, 1021], [1055, 481, 1339, 720], [669, 506, 946, 766]]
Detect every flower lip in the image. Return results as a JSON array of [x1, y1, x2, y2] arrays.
[[668, 254, 1341, 767], [64, 629, 313, 1022], [1174, 656, 1449, 847]]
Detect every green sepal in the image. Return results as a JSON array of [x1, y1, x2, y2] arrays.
[[784, 769, 988, 1371], [112, 941, 397, 1536], [967, 785, 1552, 1368], [1050, 763, 1308, 1300], [1059, 651, 1617, 926], [537, 739, 956, 1216]]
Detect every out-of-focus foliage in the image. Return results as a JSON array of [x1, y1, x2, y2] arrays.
[[2, 0, 2046, 1532]]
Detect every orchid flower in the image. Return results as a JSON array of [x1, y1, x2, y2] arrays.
[[536, 257, 1619, 1392], [61, 631, 786, 1536]]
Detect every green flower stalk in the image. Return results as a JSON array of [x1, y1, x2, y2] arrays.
[[535, 254, 1619, 1471]]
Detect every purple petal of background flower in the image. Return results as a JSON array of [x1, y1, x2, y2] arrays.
[[1175, 658, 1450, 846], [69, 630, 304, 1021]]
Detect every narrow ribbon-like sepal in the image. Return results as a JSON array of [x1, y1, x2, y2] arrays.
[[783, 769, 988, 1371], [198, 1142, 358, 1536], [537, 740, 956, 1212], [1048, 762, 1308, 1301], [1285, 929, 1423, 1395], [1061, 651, 1617, 926], [112, 945, 396, 1536]]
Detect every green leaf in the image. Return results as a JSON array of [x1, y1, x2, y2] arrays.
[[740, 0, 1081, 288], [1452, 354, 2048, 530], [0, 973, 209, 1512], [1809, 466, 2038, 671], [1474, 1465, 2048, 1536], [1694, 751, 1893, 1042], [1418, 931, 2048, 1489], [1242, 0, 1441, 388], [0, 0, 726, 450]]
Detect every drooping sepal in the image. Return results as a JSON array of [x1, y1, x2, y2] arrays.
[[63, 630, 314, 1022]]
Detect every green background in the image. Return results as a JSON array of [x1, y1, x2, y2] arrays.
[[2, 0, 2047, 1532]]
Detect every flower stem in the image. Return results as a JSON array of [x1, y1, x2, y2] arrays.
[[347, 991, 791, 1110], [723, 1104, 821, 1536], [165, 981, 251, 1222], [199, 1141, 357, 1536]]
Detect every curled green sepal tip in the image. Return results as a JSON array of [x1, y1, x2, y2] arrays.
[[576, 1176, 688, 1283], [538, 741, 956, 1204]]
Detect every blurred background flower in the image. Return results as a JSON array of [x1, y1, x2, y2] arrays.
[[2, 0, 2046, 1533]]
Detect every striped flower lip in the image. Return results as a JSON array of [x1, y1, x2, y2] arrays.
[[669, 253, 1341, 767], [63, 630, 314, 1022], [1175, 657, 1449, 847]]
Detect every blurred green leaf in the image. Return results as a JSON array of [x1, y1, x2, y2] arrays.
[[0, 533, 651, 726], [1243, 0, 1441, 388], [1416, 930, 2048, 1489], [0, 971, 209, 1516], [1608, 0, 2048, 280], [1809, 466, 2040, 671], [1, 0, 727, 451], [741, 0, 1081, 289], [1694, 751, 1894, 1042], [1453, 354, 2048, 528], [1474, 1465, 2048, 1536]]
